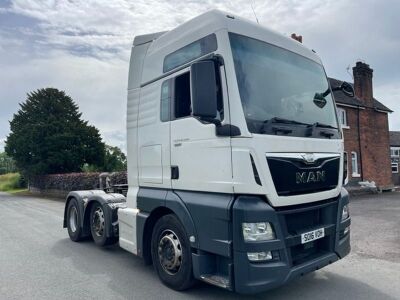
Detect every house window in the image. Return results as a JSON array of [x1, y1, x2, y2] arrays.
[[351, 151, 360, 177], [391, 147, 400, 157], [337, 107, 348, 127], [392, 163, 399, 174]]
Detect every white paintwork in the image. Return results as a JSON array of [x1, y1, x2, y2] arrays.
[[122, 41, 150, 254], [139, 144, 163, 184], [124, 9, 345, 240], [137, 80, 171, 189], [170, 117, 233, 193], [118, 207, 139, 255]]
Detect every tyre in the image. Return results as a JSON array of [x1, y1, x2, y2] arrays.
[[151, 214, 196, 291], [90, 202, 117, 246], [67, 198, 83, 242]]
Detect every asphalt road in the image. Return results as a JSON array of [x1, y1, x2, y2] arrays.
[[1, 191, 400, 300]]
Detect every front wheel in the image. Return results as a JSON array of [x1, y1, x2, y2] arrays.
[[151, 214, 196, 291]]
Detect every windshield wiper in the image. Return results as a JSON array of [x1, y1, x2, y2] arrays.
[[261, 117, 309, 135], [263, 117, 309, 126], [307, 122, 338, 129], [306, 122, 338, 138]]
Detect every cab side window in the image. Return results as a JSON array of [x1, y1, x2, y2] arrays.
[[174, 72, 191, 119], [160, 63, 224, 122], [160, 80, 171, 122]]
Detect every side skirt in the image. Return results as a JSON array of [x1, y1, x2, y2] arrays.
[[118, 207, 139, 255]]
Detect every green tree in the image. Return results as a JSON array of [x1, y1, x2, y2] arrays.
[[103, 145, 127, 172], [0, 152, 17, 174], [5, 88, 105, 176]]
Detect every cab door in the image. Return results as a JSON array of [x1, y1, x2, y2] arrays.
[[169, 62, 233, 194]]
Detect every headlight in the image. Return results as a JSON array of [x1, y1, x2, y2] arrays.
[[341, 204, 349, 221], [242, 222, 275, 242]]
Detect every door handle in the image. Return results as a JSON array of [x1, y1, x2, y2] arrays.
[[171, 166, 179, 180]]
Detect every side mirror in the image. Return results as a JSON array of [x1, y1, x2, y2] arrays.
[[340, 81, 354, 97], [190, 60, 218, 119]]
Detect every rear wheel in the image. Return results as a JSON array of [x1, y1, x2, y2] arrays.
[[90, 202, 117, 246], [67, 198, 83, 242], [151, 214, 196, 291]]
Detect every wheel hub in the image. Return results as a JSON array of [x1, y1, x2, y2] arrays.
[[158, 230, 182, 275], [92, 207, 105, 237]]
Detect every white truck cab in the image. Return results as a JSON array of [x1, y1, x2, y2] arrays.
[[64, 10, 352, 294]]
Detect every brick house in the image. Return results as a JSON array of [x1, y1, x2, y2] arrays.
[[330, 62, 393, 190], [389, 131, 400, 186]]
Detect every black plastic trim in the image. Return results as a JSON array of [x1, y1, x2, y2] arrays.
[[171, 166, 179, 179], [249, 154, 262, 186], [232, 190, 351, 294]]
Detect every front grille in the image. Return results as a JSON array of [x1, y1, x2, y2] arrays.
[[278, 198, 338, 267], [267, 155, 340, 196], [285, 208, 321, 235]]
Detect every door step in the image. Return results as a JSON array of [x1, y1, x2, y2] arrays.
[[200, 274, 231, 289]]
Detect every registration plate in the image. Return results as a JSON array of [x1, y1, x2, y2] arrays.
[[301, 228, 325, 244]]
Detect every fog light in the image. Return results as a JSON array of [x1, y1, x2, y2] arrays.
[[344, 226, 350, 235], [247, 251, 272, 262], [341, 204, 349, 221], [242, 222, 275, 242]]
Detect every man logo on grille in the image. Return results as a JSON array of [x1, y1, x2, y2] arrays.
[[296, 171, 326, 184], [301, 153, 316, 164]]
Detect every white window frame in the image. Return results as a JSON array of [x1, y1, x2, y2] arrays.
[[337, 107, 349, 129], [392, 163, 399, 174], [391, 147, 400, 157], [351, 151, 360, 177]]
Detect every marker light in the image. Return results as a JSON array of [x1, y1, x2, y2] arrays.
[[341, 204, 349, 221]]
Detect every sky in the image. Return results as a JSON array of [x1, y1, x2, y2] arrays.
[[1, 0, 399, 152]]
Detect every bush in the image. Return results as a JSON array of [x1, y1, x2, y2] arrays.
[[30, 172, 102, 191], [29, 171, 127, 193], [0, 173, 27, 192]]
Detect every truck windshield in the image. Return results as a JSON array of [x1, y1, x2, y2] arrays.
[[229, 32, 338, 135]]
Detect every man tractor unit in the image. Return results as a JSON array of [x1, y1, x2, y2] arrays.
[[64, 10, 352, 294]]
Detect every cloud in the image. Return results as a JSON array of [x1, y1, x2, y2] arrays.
[[375, 84, 400, 131], [0, 49, 128, 150], [0, 0, 399, 155]]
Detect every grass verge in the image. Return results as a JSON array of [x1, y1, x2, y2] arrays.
[[0, 173, 26, 193]]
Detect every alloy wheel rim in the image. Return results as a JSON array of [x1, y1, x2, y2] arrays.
[[92, 207, 105, 237], [158, 229, 182, 275]]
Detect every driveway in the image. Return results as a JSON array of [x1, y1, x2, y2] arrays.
[[0, 191, 399, 299]]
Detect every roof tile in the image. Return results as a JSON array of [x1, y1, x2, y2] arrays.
[[389, 131, 400, 146]]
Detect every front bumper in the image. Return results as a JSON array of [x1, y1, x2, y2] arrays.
[[232, 189, 351, 294]]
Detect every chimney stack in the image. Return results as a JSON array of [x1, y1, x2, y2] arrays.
[[353, 61, 374, 107], [291, 33, 302, 43]]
